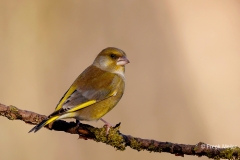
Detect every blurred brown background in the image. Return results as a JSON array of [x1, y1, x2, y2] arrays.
[[1, 0, 240, 160]]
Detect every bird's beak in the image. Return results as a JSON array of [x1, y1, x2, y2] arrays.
[[117, 57, 130, 66]]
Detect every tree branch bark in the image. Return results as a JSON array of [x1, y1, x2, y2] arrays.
[[1, 103, 240, 159]]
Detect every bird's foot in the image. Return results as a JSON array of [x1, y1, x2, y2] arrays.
[[76, 119, 81, 126], [100, 118, 112, 135]]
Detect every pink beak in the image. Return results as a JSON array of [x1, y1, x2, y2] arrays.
[[117, 57, 130, 66]]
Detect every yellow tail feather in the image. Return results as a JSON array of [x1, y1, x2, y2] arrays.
[[29, 116, 59, 133]]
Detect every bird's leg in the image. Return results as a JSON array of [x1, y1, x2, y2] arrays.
[[100, 118, 112, 135], [76, 119, 80, 126]]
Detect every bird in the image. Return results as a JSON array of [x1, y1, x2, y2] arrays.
[[29, 47, 129, 134]]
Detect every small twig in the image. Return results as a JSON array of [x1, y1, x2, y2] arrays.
[[1, 103, 240, 159]]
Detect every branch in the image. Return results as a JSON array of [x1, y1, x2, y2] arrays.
[[1, 103, 240, 159]]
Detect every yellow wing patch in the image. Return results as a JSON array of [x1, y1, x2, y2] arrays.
[[109, 90, 117, 97], [55, 85, 77, 111], [45, 116, 59, 126], [55, 85, 117, 113], [67, 100, 96, 112]]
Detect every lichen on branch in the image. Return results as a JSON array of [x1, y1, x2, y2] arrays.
[[1, 103, 240, 159]]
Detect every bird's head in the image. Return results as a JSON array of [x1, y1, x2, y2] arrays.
[[93, 47, 130, 76]]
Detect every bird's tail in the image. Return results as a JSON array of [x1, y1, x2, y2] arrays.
[[28, 116, 59, 133]]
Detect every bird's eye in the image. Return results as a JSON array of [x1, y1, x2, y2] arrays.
[[110, 54, 117, 59]]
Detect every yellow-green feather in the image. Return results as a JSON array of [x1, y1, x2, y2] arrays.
[[44, 116, 60, 126], [28, 116, 60, 133], [67, 100, 97, 112], [55, 85, 77, 111]]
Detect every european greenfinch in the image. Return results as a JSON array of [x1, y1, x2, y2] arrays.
[[29, 47, 129, 133]]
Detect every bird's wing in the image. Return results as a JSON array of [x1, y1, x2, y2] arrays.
[[49, 65, 120, 117]]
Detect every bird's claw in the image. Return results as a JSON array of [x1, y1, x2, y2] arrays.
[[100, 118, 112, 135]]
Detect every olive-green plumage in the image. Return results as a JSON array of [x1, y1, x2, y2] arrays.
[[29, 47, 129, 133]]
